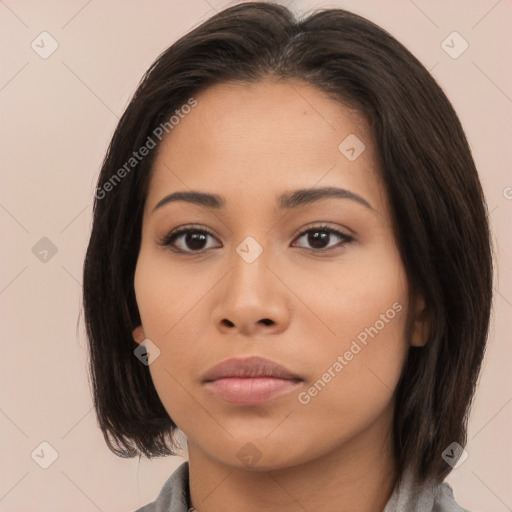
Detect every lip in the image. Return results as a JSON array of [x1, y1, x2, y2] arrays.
[[202, 356, 302, 405]]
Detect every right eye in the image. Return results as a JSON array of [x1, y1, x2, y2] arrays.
[[159, 226, 222, 254]]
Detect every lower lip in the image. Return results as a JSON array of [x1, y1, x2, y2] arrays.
[[204, 377, 301, 405]]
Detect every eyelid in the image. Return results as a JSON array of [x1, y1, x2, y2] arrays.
[[291, 221, 353, 238]]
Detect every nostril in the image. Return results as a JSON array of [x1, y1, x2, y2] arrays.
[[259, 318, 274, 326], [221, 319, 235, 327]]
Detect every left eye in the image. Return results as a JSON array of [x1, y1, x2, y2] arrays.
[[292, 227, 353, 251]]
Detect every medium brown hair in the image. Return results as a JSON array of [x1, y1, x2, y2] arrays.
[[83, 2, 493, 484]]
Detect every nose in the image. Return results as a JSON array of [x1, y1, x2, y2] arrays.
[[211, 247, 291, 337]]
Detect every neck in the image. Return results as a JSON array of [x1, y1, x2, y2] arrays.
[[187, 411, 397, 512]]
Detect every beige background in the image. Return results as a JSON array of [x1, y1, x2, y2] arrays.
[[1, 0, 511, 510]]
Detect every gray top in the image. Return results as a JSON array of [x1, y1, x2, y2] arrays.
[[135, 462, 470, 512]]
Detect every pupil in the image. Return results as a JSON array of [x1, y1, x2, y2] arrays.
[[309, 231, 329, 249], [187, 232, 207, 250]]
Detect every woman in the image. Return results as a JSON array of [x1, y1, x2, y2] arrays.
[[83, 3, 492, 511]]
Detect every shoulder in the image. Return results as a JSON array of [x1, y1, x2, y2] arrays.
[[384, 468, 472, 512], [434, 480, 471, 512], [133, 462, 191, 512]]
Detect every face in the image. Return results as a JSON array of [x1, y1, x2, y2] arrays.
[[133, 79, 426, 471]]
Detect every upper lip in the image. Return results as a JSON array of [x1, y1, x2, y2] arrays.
[[202, 356, 302, 382]]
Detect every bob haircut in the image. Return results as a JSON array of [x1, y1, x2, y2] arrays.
[[83, 2, 493, 484]]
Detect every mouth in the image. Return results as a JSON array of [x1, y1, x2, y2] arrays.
[[202, 356, 303, 405]]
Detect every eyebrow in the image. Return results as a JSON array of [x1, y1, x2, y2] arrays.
[[152, 186, 374, 213]]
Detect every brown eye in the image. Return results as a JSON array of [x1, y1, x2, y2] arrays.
[[161, 228, 221, 253], [292, 226, 353, 251]]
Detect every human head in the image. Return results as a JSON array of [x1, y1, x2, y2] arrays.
[[83, 1, 492, 484]]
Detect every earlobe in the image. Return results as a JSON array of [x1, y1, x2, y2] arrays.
[[132, 325, 145, 344], [410, 296, 430, 347]]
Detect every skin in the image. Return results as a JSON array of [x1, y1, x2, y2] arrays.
[[132, 78, 427, 512]]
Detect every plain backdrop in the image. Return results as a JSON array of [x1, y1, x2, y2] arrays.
[[1, 1, 511, 511]]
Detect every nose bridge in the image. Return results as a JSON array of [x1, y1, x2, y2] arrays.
[[212, 236, 290, 334], [227, 239, 272, 304]]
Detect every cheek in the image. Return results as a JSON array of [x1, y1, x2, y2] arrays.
[[134, 247, 207, 338], [294, 255, 410, 435], [296, 337, 407, 452], [291, 299, 408, 454], [133, 250, 214, 425], [281, 242, 409, 361]]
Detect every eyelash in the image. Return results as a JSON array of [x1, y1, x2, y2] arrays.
[[158, 224, 354, 254]]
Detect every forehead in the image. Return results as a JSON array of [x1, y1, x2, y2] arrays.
[[146, 78, 384, 213]]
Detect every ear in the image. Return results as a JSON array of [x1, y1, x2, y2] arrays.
[[409, 294, 429, 347], [132, 325, 145, 345]]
